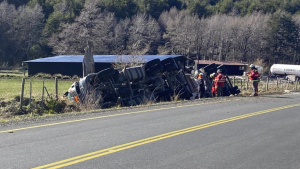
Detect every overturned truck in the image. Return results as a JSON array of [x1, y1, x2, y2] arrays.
[[67, 56, 195, 108], [67, 57, 241, 108]]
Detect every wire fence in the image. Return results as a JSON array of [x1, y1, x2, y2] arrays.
[[230, 77, 300, 93], [18, 78, 62, 110]]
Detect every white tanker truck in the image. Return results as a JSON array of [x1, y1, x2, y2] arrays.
[[270, 64, 300, 81]]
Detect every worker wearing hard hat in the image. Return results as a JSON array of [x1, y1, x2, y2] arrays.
[[196, 73, 206, 98], [248, 64, 260, 96], [214, 69, 226, 97]]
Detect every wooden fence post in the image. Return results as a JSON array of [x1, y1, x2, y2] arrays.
[[233, 77, 235, 87], [276, 77, 279, 89], [41, 81, 44, 107], [55, 77, 58, 100], [20, 78, 25, 110], [240, 79, 243, 88], [296, 78, 298, 90], [29, 81, 32, 105], [266, 77, 269, 91]]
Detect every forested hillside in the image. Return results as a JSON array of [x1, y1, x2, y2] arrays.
[[1, 0, 300, 68]]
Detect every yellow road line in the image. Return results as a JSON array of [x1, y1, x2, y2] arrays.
[[32, 103, 300, 169], [0, 100, 231, 134]]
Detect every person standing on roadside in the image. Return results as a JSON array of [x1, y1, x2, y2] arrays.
[[214, 69, 226, 97], [196, 73, 206, 98], [210, 72, 217, 96], [248, 64, 260, 96]]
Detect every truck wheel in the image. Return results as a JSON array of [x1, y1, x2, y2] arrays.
[[112, 70, 120, 82], [97, 68, 115, 79], [144, 58, 161, 70], [145, 64, 163, 76], [161, 58, 178, 72], [144, 59, 163, 75]]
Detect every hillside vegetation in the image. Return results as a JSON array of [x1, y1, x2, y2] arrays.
[[1, 0, 300, 70]]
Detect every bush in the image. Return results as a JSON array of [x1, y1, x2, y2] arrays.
[[53, 74, 63, 79], [45, 97, 67, 114], [62, 75, 71, 79], [35, 73, 52, 79], [72, 75, 80, 79]]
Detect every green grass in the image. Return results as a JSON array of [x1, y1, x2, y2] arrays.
[[0, 77, 74, 101]]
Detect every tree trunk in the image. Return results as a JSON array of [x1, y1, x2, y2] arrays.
[[83, 41, 95, 77]]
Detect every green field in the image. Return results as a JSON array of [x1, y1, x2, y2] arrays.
[[0, 77, 74, 101]]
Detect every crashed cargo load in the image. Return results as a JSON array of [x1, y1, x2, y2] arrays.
[[67, 56, 194, 108]]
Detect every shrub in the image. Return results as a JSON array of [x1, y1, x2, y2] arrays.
[[35, 73, 52, 79], [45, 97, 67, 114], [72, 75, 80, 79], [62, 75, 71, 79], [53, 74, 63, 79]]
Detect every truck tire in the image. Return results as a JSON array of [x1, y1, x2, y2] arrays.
[[145, 65, 163, 76], [97, 68, 115, 79], [144, 58, 161, 70], [144, 59, 163, 75], [161, 58, 178, 72]]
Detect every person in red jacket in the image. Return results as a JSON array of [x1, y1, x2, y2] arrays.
[[214, 69, 226, 97], [248, 64, 260, 96]]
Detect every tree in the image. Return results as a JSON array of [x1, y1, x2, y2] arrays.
[[15, 4, 44, 61], [126, 13, 161, 55], [187, 1, 212, 18], [266, 10, 300, 63], [49, 0, 117, 55], [111, 18, 130, 54], [216, 0, 234, 14], [95, 0, 138, 19], [0, 1, 18, 64], [136, 0, 166, 19]]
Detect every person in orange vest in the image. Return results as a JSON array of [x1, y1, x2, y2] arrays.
[[210, 72, 217, 96], [248, 64, 260, 96], [214, 69, 226, 97]]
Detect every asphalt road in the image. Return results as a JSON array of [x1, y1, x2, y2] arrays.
[[1, 93, 300, 169]]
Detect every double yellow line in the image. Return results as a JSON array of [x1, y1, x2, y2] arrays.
[[33, 103, 300, 169]]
